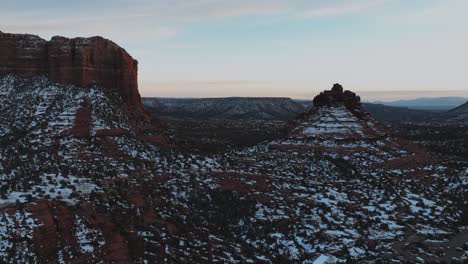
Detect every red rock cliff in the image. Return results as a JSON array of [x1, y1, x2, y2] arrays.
[[0, 31, 142, 110]]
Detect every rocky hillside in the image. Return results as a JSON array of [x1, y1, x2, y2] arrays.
[[0, 32, 169, 262], [0, 30, 466, 262], [291, 84, 388, 139], [194, 84, 467, 262], [0, 31, 142, 110], [373, 97, 468, 111], [436, 101, 468, 123], [143, 97, 305, 120], [0, 77, 466, 262], [0, 73, 174, 262]]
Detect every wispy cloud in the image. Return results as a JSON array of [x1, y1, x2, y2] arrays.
[[112, 0, 393, 20], [2, 0, 466, 99], [0, 0, 393, 42], [300, 0, 391, 17], [395, 0, 468, 30]]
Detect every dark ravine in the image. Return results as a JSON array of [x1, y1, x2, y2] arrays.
[[0, 31, 142, 110]]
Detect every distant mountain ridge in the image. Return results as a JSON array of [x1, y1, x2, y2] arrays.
[[372, 97, 468, 111], [143, 97, 305, 120], [144, 95, 468, 124], [435, 101, 468, 123], [362, 103, 435, 123]]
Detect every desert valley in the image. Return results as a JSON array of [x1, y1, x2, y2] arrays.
[[0, 30, 466, 263]]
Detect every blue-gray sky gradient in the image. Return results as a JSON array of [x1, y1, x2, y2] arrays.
[[1, 0, 467, 100]]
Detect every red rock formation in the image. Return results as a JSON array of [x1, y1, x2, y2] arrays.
[[0, 31, 48, 76], [288, 83, 390, 139], [312, 83, 362, 114], [139, 135, 175, 148], [67, 100, 92, 138], [28, 200, 59, 261], [0, 200, 132, 262], [95, 128, 130, 137], [0, 31, 142, 110]]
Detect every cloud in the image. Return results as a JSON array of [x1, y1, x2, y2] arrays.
[[6, 0, 465, 100], [0, 0, 393, 41], [395, 0, 468, 31], [300, 0, 391, 17], [114, 0, 393, 20]]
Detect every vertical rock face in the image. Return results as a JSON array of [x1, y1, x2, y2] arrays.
[[0, 31, 48, 76], [0, 31, 142, 110]]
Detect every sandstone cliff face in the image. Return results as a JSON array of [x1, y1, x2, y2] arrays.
[[0, 31, 142, 110]]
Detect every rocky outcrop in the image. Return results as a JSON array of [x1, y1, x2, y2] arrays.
[[313, 83, 361, 111], [309, 83, 371, 120], [67, 100, 92, 138], [0, 31, 142, 110], [291, 84, 388, 139]]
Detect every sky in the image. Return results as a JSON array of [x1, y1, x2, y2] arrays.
[[1, 0, 467, 101]]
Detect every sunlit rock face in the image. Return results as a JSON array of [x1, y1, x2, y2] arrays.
[[0, 31, 142, 111]]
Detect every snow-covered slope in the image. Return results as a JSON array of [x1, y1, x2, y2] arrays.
[[0, 75, 171, 262], [290, 105, 387, 139], [0, 77, 466, 263], [193, 85, 468, 262], [0, 74, 170, 199]]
